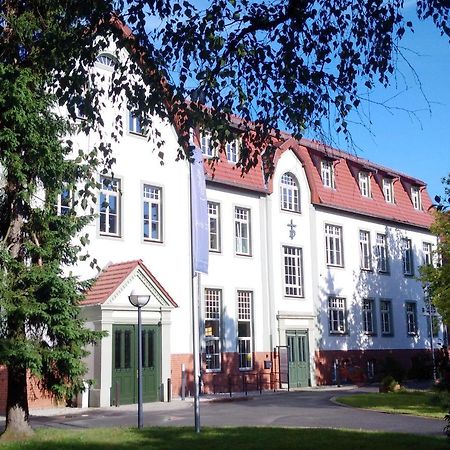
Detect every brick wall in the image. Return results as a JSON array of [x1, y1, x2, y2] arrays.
[[0, 366, 60, 415], [315, 348, 432, 385], [170, 351, 276, 398]]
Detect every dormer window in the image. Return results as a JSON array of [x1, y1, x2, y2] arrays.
[[382, 178, 394, 204], [200, 131, 215, 158], [280, 173, 300, 213], [95, 53, 117, 70], [321, 160, 335, 188], [226, 139, 239, 163], [358, 171, 371, 198], [411, 186, 422, 210]]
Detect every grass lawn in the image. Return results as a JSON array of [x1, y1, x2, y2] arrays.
[[0, 427, 448, 450], [336, 391, 449, 418]]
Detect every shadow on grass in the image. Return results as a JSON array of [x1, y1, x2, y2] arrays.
[[0, 427, 448, 450]]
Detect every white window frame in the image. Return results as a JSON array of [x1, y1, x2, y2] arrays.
[[402, 238, 414, 276], [226, 139, 239, 163], [411, 186, 422, 210], [95, 53, 117, 70], [200, 131, 215, 158], [58, 187, 73, 216], [237, 290, 253, 370], [283, 246, 304, 297], [235, 207, 251, 256], [99, 176, 121, 237], [375, 233, 389, 273], [208, 201, 221, 252], [128, 111, 145, 135], [321, 160, 335, 188], [359, 230, 372, 270], [359, 171, 371, 198], [422, 242, 432, 266], [362, 299, 376, 335], [382, 178, 394, 203], [380, 300, 393, 336], [328, 296, 347, 334], [325, 224, 343, 267], [204, 288, 222, 371], [143, 184, 162, 242], [280, 173, 301, 213], [405, 301, 417, 335]]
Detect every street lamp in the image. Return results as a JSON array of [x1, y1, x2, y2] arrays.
[[128, 289, 151, 429]]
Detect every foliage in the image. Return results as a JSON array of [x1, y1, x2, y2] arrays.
[[419, 175, 450, 325], [0, 427, 448, 450], [380, 375, 400, 392]]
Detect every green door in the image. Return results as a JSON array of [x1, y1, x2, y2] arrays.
[[111, 325, 160, 405], [287, 331, 310, 388]]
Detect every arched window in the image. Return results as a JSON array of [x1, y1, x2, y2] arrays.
[[95, 53, 117, 70], [280, 172, 300, 212]]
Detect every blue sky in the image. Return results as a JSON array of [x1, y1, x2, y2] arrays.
[[321, 7, 450, 199]]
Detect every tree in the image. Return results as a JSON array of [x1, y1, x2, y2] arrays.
[[1, 0, 450, 438], [419, 175, 450, 325]]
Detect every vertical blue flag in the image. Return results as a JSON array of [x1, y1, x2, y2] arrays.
[[190, 146, 209, 274]]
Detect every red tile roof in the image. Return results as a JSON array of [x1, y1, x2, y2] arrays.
[[81, 260, 177, 307], [275, 138, 434, 229]]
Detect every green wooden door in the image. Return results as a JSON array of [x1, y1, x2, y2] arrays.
[[111, 325, 160, 405], [287, 331, 310, 388], [112, 325, 136, 405], [141, 326, 160, 402]]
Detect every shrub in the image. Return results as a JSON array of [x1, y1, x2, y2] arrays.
[[380, 375, 400, 393]]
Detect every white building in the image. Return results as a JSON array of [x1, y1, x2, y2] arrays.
[[67, 43, 439, 406]]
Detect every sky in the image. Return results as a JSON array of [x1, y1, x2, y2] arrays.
[[321, 6, 450, 200]]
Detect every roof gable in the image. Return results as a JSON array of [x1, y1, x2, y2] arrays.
[[82, 260, 177, 308]]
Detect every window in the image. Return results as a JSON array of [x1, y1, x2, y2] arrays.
[[280, 173, 300, 213], [425, 301, 440, 338], [382, 178, 394, 203], [99, 176, 121, 237], [237, 291, 253, 370], [380, 300, 393, 336], [235, 207, 251, 256], [204, 288, 222, 371], [359, 230, 372, 270], [143, 185, 162, 242], [96, 53, 117, 69], [402, 238, 414, 276], [375, 233, 389, 273], [411, 186, 422, 210], [58, 187, 72, 216], [405, 302, 417, 335], [423, 242, 432, 265], [328, 297, 347, 334], [325, 224, 343, 267], [362, 299, 376, 335], [226, 140, 239, 163], [208, 202, 221, 252], [359, 171, 371, 198], [200, 131, 215, 158], [283, 246, 304, 297], [128, 111, 144, 135], [321, 160, 335, 188]]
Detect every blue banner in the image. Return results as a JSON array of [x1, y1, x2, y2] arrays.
[[190, 146, 209, 274]]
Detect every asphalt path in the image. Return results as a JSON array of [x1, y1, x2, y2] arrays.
[[1, 388, 444, 436]]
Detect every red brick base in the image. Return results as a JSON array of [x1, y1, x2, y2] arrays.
[[315, 348, 433, 385], [170, 352, 277, 397], [0, 365, 61, 415]]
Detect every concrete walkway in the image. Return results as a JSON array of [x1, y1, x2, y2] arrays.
[[0, 386, 445, 436]]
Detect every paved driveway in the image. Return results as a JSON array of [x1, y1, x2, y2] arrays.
[[1, 387, 444, 436]]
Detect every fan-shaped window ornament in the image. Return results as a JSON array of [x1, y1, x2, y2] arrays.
[[96, 53, 117, 69]]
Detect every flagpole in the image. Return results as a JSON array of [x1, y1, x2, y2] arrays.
[[189, 158, 201, 433]]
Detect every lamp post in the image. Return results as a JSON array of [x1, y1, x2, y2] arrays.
[[128, 289, 151, 429]]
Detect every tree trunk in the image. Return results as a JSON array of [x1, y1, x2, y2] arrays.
[[1, 366, 33, 439]]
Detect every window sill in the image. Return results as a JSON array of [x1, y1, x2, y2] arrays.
[[281, 208, 301, 214], [378, 270, 390, 276], [381, 333, 394, 337], [99, 232, 122, 239], [235, 252, 252, 258]]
